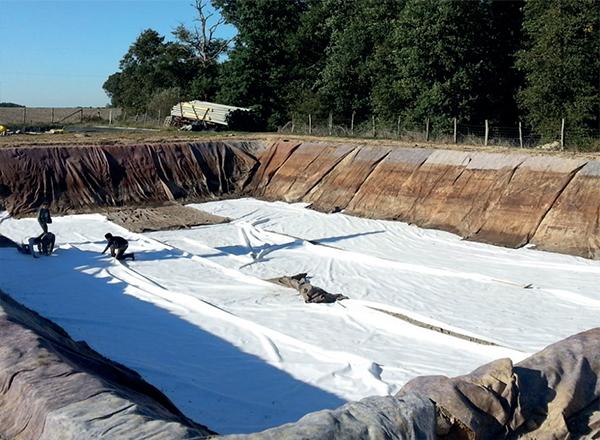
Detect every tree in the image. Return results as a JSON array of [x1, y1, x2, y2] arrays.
[[371, 0, 525, 129], [103, 29, 198, 112], [516, 0, 599, 139], [214, 0, 306, 128], [317, 0, 402, 122]]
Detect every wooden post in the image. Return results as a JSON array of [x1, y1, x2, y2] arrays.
[[23, 107, 26, 124], [484, 119, 489, 146], [372, 115, 376, 138], [308, 114, 312, 135], [328, 112, 333, 136], [518, 121, 523, 148], [51, 108, 55, 124], [350, 111, 355, 135], [425, 118, 430, 142], [157, 109, 161, 126], [560, 118, 565, 149], [291, 116, 295, 134], [453, 117, 457, 143], [80, 108, 83, 123], [109, 109, 113, 125]]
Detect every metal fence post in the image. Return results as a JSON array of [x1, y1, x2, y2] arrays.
[[560, 118, 565, 149], [308, 114, 312, 135]]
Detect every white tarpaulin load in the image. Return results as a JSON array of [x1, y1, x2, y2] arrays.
[[171, 101, 250, 126]]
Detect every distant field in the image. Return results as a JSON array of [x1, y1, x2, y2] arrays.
[[0, 107, 121, 125]]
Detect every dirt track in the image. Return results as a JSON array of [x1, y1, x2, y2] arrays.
[[1, 129, 599, 159]]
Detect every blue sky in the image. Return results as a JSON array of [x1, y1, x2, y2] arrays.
[[0, 0, 236, 107]]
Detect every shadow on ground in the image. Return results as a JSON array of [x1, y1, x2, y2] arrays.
[[0, 246, 345, 434]]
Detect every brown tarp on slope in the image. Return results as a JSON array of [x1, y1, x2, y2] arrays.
[[246, 140, 302, 196], [0, 141, 258, 215], [468, 156, 586, 247], [399, 328, 600, 439], [262, 142, 356, 202], [418, 152, 527, 236], [0, 290, 213, 440], [304, 145, 391, 213], [345, 147, 433, 219], [403, 150, 472, 225], [532, 160, 600, 258]]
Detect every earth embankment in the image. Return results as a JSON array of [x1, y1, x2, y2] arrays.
[[0, 141, 260, 215], [251, 140, 600, 258]]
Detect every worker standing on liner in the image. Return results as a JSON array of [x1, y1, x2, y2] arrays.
[[37, 203, 52, 233]]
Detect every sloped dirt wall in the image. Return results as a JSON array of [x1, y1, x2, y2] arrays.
[[251, 141, 600, 258], [0, 141, 259, 215]]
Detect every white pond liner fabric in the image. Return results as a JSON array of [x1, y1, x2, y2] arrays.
[[0, 198, 599, 434]]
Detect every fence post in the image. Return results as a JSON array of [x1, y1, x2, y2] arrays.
[[291, 116, 295, 134], [453, 117, 457, 143], [23, 107, 26, 124], [372, 115, 376, 138], [397, 115, 401, 138], [143, 113, 148, 127], [560, 118, 565, 149], [308, 114, 312, 135], [80, 108, 83, 123], [350, 111, 355, 136], [484, 119, 489, 146], [518, 121, 523, 148], [425, 118, 430, 142], [51, 108, 55, 124], [109, 109, 113, 125], [328, 112, 333, 136], [157, 109, 161, 126]]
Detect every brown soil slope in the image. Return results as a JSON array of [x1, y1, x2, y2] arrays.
[[0, 141, 259, 215], [251, 141, 600, 258]]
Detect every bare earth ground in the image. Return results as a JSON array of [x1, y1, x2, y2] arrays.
[[106, 204, 229, 232], [1, 128, 599, 159]]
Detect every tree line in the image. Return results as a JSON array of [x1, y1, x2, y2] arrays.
[[104, 0, 599, 139]]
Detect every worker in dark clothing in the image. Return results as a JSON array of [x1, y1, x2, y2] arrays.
[[37, 204, 52, 234], [102, 233, 135, 261], [20, 232, 56, 258]]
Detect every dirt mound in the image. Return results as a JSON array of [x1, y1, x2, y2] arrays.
[[106, 203, 228, 233]]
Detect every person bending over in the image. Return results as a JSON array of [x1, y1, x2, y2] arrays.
[[102, 233, 135, 261], [22, 232, 55, 258]]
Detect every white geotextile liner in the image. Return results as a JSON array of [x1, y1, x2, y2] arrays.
[[1, 199, 600, 434]]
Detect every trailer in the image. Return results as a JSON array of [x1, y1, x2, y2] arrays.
[[166, 100, 250, 129]]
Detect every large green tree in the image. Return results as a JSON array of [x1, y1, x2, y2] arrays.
[[317, 0, 402, 122], [214, 0, 307, 128], [372, 0, 524, 128], [103, 29, 198, 112], [516, 0, 599, 138]]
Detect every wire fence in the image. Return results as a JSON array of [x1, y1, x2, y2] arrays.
[[278, 114, 600, 151]]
